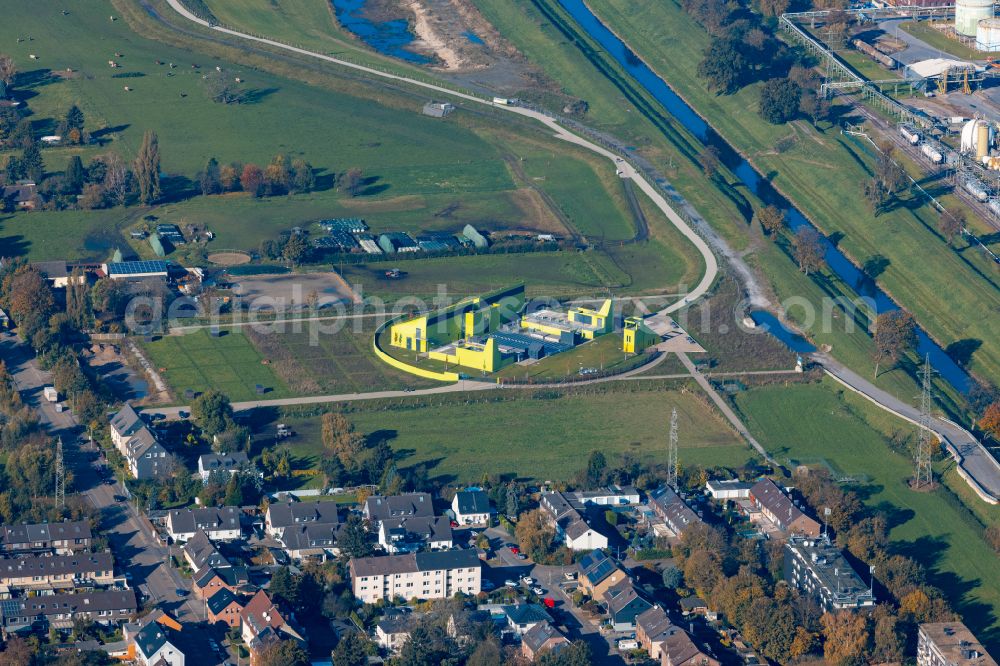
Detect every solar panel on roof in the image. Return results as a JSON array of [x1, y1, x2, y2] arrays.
[[107, 260, 168, 275]]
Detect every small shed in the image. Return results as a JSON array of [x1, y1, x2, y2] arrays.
[[422, 101, 455, 118]]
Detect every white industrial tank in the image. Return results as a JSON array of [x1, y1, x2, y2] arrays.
[[977, 18, 1000, 51], [960, 118, 994, 157], [957, 0, 994, 37]]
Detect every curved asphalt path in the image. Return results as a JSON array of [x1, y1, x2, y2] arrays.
[[163, 0, 717, 313], [160, 0, 1000, 503]]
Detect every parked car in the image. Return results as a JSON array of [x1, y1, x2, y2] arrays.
[[508, 546, 520, 554], [618, 639, 639, 651], [532, 586, 545, 596], [563, 571, 577, 580], [521, 576, 534, 586]]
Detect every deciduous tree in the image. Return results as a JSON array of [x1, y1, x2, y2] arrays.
[[338, 515, 372, 559], [199, 157, 221, 195], [102, 152, 130, 207], [939, 208, 964, 245], [338, 168, 364, 197], [0, 55, 15, 86], [257, 639, 309, 666], [754, 204, 785, 235], [515, 508, 556, 561], [820, 611, 869, 665], [792, 226, 825, 275], [759, 77, 801, 124], [332, 632, 369, 666], [321, 412, 365, 466], [133, 130, 161, 205], [191, 390, 232, 437], [241, 163, 264, 196], [871, 310, 916, 378]]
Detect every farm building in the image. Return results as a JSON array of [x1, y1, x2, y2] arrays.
[[462, 224, 488, 249], [103, 260, 169, 281], [1, 182, 37, 210], [378, 232, 420, 254]]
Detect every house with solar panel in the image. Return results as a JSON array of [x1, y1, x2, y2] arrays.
[[102, 260, 169, 281]]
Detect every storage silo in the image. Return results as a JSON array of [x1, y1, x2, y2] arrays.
[[976, 17, 1000, 51], [956, 0, 994, 37]]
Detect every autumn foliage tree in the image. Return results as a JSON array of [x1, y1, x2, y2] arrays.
[[514, 508, 557, 562], [871, 310, 916, 378], [792, 226, 826, 275], [821, 611, 869, 665], [978, 401, 1000, 440], [241, 163, 264, 197], [322, 412, 365, 467]]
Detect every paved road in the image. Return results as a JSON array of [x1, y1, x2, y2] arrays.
[[161, 0, 1000, 503], [0, 332, 203, 623], [163, 0, 719, 314], [815, 352, 1000, 504]]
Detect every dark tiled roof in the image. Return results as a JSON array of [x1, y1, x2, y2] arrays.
[[649, 487, 702, 535], [750, 478, 805, 525], [382, 516, 452, 544], [604, 579, 651, 617], [134, 622, 173, 660], [636, 606, 675, 643], [503, 604, 552, 626], [206, 588, 241, 616], [521, 621, 567, 654], [199, 452, 249, 473], [364, 494, 433, 522], [0, 521, 92, 547], [32, 261, 70, 280], [194, 565, 248, 589], [0, 589, 136, 620], [280, 522, 342, 550], [352, 549, 479, 578], [454, 490, 490, 515], [167, 507, 241, 535], [0, 552, 112, 579], [181, 530, 228, 570], [414, 549, 479, 571], [376, 616, 411, 635], [267, 501, 340, 530]]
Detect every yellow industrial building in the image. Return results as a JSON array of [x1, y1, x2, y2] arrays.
[[623, 317, 660, 354], [520, 299, 613, 341]]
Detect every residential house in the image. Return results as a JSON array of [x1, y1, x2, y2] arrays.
[[0, 552, 114, 590], [784, 536, 874, 611], [521, 621, 569, 661], [0, 589, 136, 636], [350, 549, 481, 604], [648, 487, 702, 539], [279, 522, 342, 561], [748, 479, 821, 537], [109, 404, 171, 480], [240, 590, 307, 666], [451, 490, 491, 526], [678, 596, 709, 616], [265, 501, 340, 539], [540, 492, 608, 551], [566, 485, 641, 507], [193, 565, 250, 600], [130, 618, 185, 666], [2, 182, 37, 210], [705, 479, 754, 501], [662, 628, 722, 666], [197, 452, 251, 482], [378, 516, 453, 554], [917, 622, 997, 666], [501, 604, 553, 636], [603, 579, 652, 631], [32, 261, 86, 288], [0, 521, 92, 555], [166, 507, 242, 542], [206, 588, 244, 628], [578, 549, 628, 599], [363, 493, 434, 527], [636, 606, 676, 661], [375, 616, 412, 653], [181, 530, 228, 571]]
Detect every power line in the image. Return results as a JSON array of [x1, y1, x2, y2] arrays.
[[914, 355, 934, 489], [668, 407, 679, 490], [55, 436, 65, 511]]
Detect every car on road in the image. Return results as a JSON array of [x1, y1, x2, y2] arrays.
[[532, 586, 545, 596], [508, 546, 520, 554], [504, 580, 517, 588], [515, 553, 527, 560]]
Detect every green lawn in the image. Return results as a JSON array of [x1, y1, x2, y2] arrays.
[[142, 329, 291, 401], [272, 385, 748, 483], [141, 322, 435, 401], [588, 0, 1000, 385], [735, 379, 1000, 651], [899, 21, 998, 60]]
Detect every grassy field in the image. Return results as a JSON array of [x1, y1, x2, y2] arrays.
[[269, 385, 748, 484], [899, 21, 997, 60], [586, 0, 1000, 385], [735, 379, 1000, 651], [140, 323, 434, 401], [0, 0, 703, 289], [141, 329, 291, 401]]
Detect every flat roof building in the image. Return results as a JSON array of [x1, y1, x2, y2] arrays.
[[103, 260, 169, 280], [918, 622, 996, 666], [784, 536, 874, 611]]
